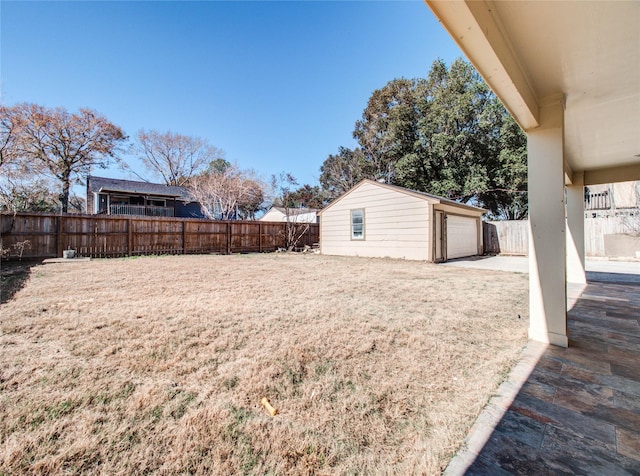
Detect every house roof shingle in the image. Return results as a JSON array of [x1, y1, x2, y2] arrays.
[[87, 176, 191, 200]]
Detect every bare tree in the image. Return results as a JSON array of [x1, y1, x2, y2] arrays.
[[0, 177, 59, 213], [236, 178, 266, 220], [135, 129, 223, 186], [270, 172, 312, 251], [188, 163, 266, 220], [0, 104, 25, 171], [1, 105, 35, 213], [620, 182, 640, 236], [8, 103, 127, 213]]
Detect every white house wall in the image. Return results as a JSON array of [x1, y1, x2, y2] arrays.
[[260, 209, 286, 222], [260, 209, 318, 223], [320, 182, 432, 261]]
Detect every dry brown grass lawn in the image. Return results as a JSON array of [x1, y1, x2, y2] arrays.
[[0, 253, 529, 475]]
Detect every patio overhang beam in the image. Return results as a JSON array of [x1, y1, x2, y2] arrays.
[[583, 164, 640, 186]]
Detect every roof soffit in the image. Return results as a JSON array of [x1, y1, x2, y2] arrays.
[[426, 0, 640, 176], [426, 0, 540, 129]]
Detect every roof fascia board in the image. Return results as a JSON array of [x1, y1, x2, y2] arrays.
[[365, 179, 440, 204], [425, 0, 540, 130], [584, 164, 640, 185], [98, 187, 182, 198], [368, 180, 487, 213], [319, 179, 486, 214]]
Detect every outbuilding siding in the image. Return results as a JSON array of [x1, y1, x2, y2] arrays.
[[319, 179, 486, 262], [321, 181, 432, 260]]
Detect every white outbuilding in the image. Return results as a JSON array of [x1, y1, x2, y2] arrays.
[[318, 179, 486, 262]]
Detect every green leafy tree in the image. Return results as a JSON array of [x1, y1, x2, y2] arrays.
[[353, 78, 422, 183], [207, 158, 232, 174], [319, 146, 369, 200], [479, 113, 528, 219], [408, 59, 495, 201], [286, 184, 326, 209], [321, 58, 528, 218]]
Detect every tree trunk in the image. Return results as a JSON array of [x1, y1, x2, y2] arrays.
[[60, 173, 71, 213]]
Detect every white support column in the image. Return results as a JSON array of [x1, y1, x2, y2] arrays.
[[527, 97, 568, 347], [566, 171, 587, 284]]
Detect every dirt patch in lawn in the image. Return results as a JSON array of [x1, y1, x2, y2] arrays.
[[0, 253, 529, 475]]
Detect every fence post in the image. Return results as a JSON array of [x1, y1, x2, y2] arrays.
[[127, 218, 133, 257], [182, 221, 187, 254], [56, 215, 64, 258], [226, 221, 232, 254], [259, 222, 263, 253]]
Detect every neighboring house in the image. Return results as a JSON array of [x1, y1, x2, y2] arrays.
[[86, 176, 204, 218], [318, 179, 486, 262], [260, 206, 320, 223], [584, 180, 640, 218]]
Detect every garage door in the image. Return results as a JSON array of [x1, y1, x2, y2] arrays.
[[446, 215, 478, 259]]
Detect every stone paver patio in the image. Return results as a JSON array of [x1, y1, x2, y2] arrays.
[[445, 277, 640, 475]]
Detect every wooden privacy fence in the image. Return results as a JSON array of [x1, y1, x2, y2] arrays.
[[483, 217, 639, 257], [0, 213, 319, 260], [483, 221, 528, 255]]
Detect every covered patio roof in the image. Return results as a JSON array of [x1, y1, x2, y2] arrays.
[[426, 0, 640, 186], [424, 3, 640, 470]]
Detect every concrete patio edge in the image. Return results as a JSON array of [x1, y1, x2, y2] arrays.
[[443, 340, 549, 475]]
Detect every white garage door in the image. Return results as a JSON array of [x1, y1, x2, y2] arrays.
[[446, 215, 478, 259]]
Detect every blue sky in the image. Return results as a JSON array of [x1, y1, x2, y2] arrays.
[[1, 0, 462, 188]]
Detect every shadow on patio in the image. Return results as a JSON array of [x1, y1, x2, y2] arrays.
[[445, 277, 640, 475]]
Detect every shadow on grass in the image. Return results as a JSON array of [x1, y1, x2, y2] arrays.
[[1, 260, 42, 304]]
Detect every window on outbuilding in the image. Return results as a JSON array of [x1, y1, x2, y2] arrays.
[[351, 209, 365, 240]]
